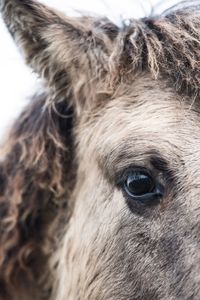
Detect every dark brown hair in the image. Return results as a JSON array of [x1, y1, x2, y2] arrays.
[[0, 0, 199, 298]]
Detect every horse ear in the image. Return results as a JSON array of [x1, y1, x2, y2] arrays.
[[0, 0, 114, 110], [0, 2, 116, 295]]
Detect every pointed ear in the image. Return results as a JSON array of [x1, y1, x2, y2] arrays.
[[0, 1, 118, 297], [0, 0, 115, 106]]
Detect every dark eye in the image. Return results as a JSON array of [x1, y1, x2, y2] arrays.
[[122, 169, 163, 203]]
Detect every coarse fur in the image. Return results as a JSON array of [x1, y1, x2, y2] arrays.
[[0, 0, 200, 299]]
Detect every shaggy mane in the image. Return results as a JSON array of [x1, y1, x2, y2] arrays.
[[109, 2, 200, 98], [0, 1, 200, 298]]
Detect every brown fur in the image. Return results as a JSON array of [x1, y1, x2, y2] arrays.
[[0, 93, 73, 299], [110, 4, 200, 98], [0, 0, 200, 299]]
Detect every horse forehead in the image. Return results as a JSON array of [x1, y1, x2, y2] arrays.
[[80, 76, 200, 162], [93, 77, 192, 133]]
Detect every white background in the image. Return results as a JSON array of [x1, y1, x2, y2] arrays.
[[0, 0, 180, 136]]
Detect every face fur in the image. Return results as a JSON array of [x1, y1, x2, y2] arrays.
[[0, 1, 200, 300], [53, 75, 200, 300]]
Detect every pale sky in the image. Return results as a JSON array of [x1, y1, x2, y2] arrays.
[[0, 0, 181, 136]]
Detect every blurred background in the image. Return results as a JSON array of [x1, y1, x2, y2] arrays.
[[0, 0, 181, 136]]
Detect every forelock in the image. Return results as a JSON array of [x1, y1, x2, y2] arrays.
[[107, 2, 200, 99]]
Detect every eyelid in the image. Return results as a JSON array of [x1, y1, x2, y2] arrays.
[[115, 165, 153, 186]]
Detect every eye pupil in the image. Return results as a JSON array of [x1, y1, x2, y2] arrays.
[[121, 168, 163, 204], [126, 172, 155, 196]]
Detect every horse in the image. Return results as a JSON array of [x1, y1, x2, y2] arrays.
[[0, 0, 200, 299]]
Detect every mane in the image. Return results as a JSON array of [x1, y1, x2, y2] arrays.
[[109, 2, 200, 98], [0, 1, 199, 298]]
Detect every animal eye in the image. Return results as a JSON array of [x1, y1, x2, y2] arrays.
[[122, 169, 163, 203]]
